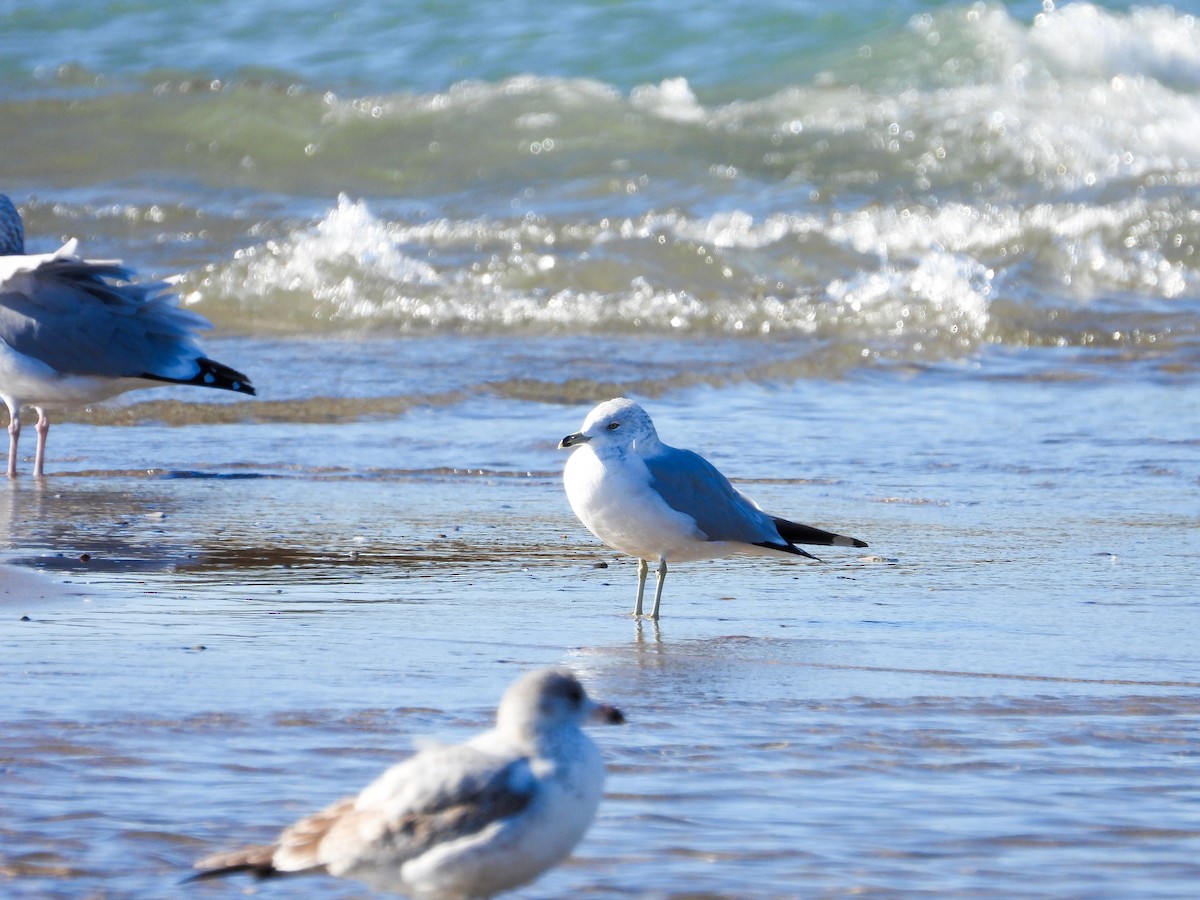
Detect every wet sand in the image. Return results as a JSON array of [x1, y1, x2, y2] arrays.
[[2, 375, 1198, 898], [0, 564, 80, 606]]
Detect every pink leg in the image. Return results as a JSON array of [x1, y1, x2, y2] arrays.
[[6, 408, 19, 479], [33, 407, 49, 479]]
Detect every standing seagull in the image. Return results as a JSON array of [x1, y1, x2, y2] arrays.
[[191, 668, 624, 898], [0, 195, 254, 477], [559, 397, 867, 620]]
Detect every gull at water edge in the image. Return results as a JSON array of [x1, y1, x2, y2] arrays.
[[191, 668, 625, 898], [0, 194, 254, 477], [559, 397, 867, 620]]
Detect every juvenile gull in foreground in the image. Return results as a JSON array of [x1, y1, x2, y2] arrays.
[[0, 194, 254, 477], [191, 668, 624, 898], [559, 397, 867, 620]]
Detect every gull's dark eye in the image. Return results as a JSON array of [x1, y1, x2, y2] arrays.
[[606, 421, 620, 430], [566, 685, 584, 704]]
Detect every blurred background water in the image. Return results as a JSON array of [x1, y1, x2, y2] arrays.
[[1, 1, 1198, 897]]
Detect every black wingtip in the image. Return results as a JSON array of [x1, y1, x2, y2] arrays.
[[772, 517, 866, 550], [184, 861, 288, 884], [754, 541, 822, 561], [140, 358, 256, 396]]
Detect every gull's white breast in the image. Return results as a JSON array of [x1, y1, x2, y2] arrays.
[[564, 443, 712, 562]]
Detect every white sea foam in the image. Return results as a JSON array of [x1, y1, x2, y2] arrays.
[[1030, 3, 1200, 87], [826, 251, 993, 344], [195, 185, 1199, 350], [199, 195, 440, 325], [823, 196, 1199, 301], [676, 3, 1200, 198], [630, 77, 707, 123]]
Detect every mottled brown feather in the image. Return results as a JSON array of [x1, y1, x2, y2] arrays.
[[308, 762, 534, 874], [273, 796, 359, 869]]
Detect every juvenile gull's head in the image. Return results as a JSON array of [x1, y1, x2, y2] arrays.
[[496, 668, 624, 742]]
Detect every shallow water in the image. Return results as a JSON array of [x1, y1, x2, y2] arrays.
[[3, 375, 1198, 898], [3, 0, 1200, 896]]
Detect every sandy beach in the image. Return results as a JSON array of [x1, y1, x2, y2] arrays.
[[0, 564, 80, 607], [3, 373, 1198, 898]]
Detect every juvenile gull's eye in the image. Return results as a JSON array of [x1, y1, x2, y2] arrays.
[[607, 421, 620, 430]]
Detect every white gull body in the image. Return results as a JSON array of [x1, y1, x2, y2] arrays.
[[192, 668, 624, 899], [0, 195, 254, 477], [559, 397, 867, 619]]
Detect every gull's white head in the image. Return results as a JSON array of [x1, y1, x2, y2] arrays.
[[0, 194, 25, 256], [558, 398, 661, 457], [496, 668, 624, 743]]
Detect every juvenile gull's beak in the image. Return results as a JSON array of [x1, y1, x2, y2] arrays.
[[558, 432, 589, 449], [590, 702, 625, 725]]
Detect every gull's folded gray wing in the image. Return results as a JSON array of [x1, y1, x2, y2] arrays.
[[0, 258, 209, 379], [644, 446, 776, 544]]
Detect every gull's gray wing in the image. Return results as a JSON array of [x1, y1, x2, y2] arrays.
[[192, 744, 537, 881], [643, 445, 781, 546], [0, 195, 24, 254], [0, 255, 212, 380], [644, 446, 866, 553], [280, 743, 536, 874]]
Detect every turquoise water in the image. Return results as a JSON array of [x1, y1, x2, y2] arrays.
[[2, 1, 1199, 897], [4, 1, 1199, 373], [1, 1, 1034, 93]]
